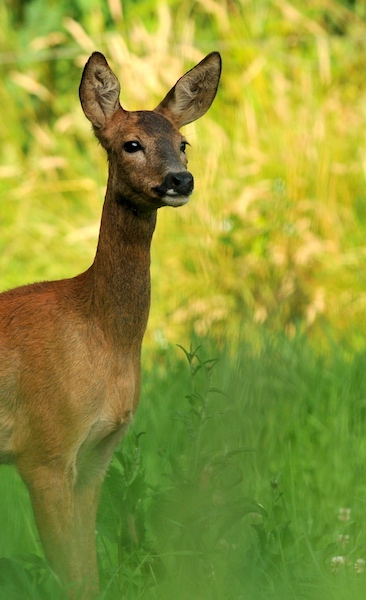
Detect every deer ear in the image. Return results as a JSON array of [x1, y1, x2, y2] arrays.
[[155, 52, 221, 128], [79, 52, 121, 129]]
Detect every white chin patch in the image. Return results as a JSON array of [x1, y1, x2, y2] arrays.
[[163, 194, 190, 207]]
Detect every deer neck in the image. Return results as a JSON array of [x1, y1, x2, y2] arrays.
[[84, 180, 157, 348]]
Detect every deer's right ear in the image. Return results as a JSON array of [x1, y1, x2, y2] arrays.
[[79, 52, 121, 129], [155, 52, 222, 128]]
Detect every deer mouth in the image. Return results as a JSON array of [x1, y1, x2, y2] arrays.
[[163, 190, 191, 207], [153, 190, 191, 207]]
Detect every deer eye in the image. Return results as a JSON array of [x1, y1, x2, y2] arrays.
[[123, 141, 143, 153], [180, 141, 189, 153]]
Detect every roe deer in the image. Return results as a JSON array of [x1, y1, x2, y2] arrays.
[[0, 51, 221, 597]]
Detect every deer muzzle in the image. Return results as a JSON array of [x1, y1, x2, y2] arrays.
[[153, 171, 194, 207]]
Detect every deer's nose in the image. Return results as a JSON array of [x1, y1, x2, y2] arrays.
[[161, 171, 194, 197]]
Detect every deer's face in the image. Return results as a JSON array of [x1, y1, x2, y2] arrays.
[[105, 110, 193, 210], [79, 51, 221, 213]]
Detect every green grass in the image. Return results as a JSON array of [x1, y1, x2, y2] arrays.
[[0, 333, 366, 599]]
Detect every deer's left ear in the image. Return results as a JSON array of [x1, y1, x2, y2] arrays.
[[155, 52, 222, 128]]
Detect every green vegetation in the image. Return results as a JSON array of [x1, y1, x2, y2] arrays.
[[1, 0, 366, 598], [2, 0, 366, 348], [1, 338, 366, 599]]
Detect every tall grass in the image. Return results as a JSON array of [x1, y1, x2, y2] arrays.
[[1, 333, 366, 598], [1, 0, 366, 348]]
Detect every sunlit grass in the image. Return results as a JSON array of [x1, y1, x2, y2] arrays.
[[1, 1, 366, 349]]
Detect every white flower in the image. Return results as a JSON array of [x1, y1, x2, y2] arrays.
[[331, 556, 345, 573], [338, 508, 351, 522], [355, 559, 365, 574]]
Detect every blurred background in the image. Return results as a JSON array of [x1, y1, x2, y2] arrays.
[[2, 0, 366, 352]]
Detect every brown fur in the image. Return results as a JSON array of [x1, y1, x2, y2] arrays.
[[0, 51, 221, 598]]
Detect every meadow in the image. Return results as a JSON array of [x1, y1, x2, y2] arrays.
[[1, 0, 366, 598]]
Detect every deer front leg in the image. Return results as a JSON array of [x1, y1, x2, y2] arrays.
[[16, 423, 128, 598], [16, 459, 100, 599], [72, 423, 131, 590]]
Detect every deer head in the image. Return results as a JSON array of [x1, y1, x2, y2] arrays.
[[79, 52, 221, 211]]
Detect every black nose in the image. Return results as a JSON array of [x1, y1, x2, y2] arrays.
[[158, 171, 194, 196], [166, 171, 194, 194]]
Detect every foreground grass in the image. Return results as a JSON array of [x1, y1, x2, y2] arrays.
[[0, 330, 365, 599]]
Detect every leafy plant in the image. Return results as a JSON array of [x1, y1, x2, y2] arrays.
[[97, 432, 160, 598]]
